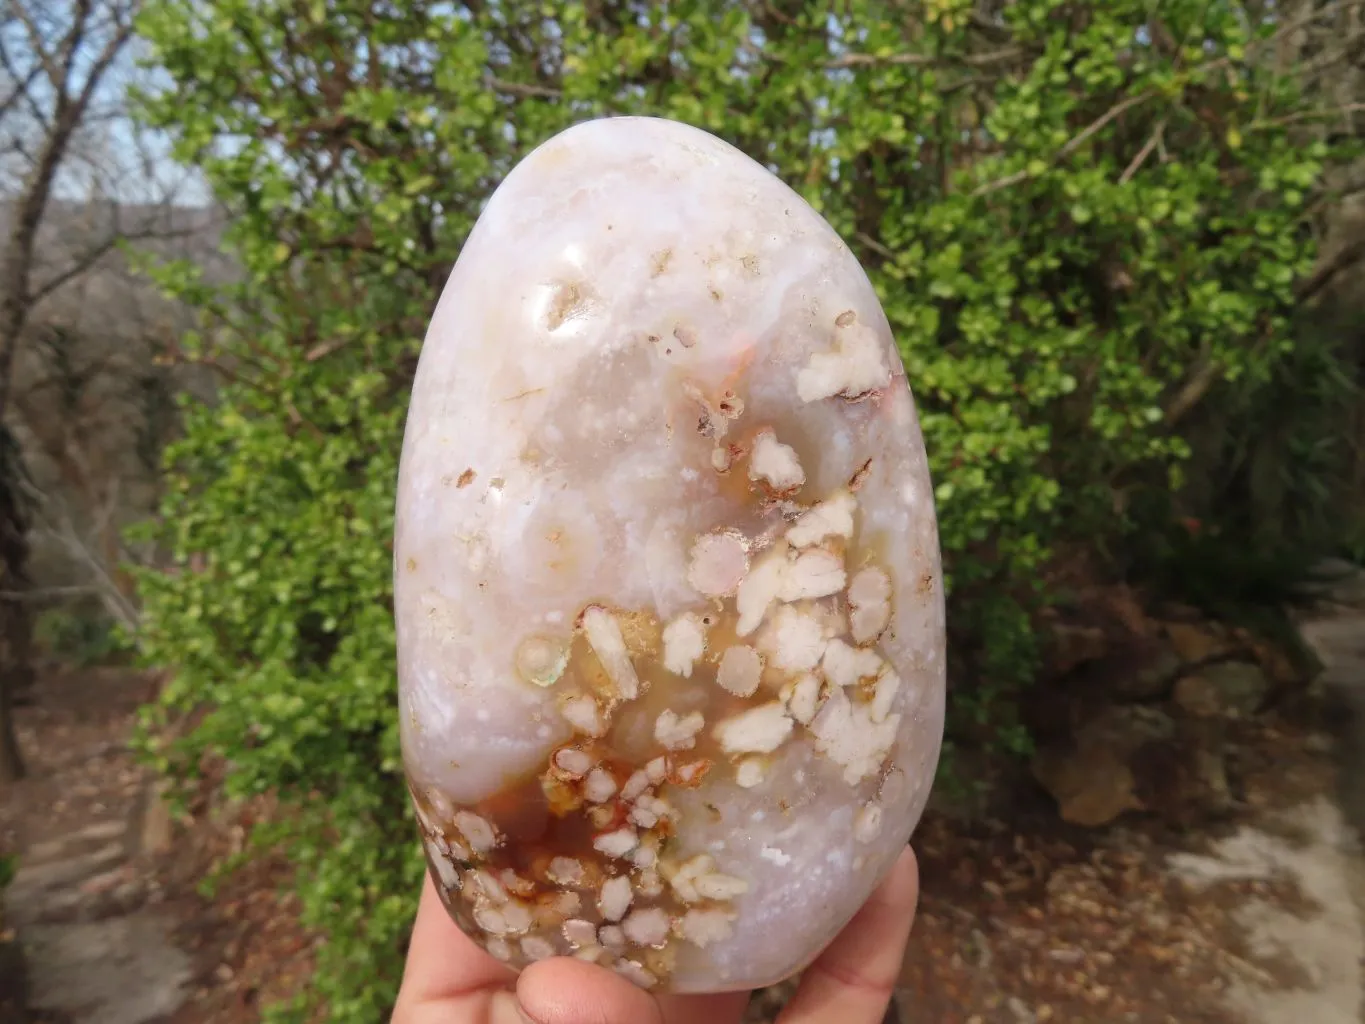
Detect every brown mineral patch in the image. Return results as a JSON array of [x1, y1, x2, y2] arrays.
[[849, 457, 874, 490], [616, 610, 663, 660], [405, 557, 417, 572], [456, 468, 476, 488], [836, 309, 857, 328], [739, 254, 761, 276], [545, 281, 593, 331], [673, 324, 698, 349], [650, 250, 673, 277], [710, 286, 723, 302]]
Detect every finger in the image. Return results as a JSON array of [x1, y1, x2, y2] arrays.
[[394, 870, 515, 1008], [519, 956, 749, 1024], [654, 989, 750, 1024], [517, 957, 664, 1024], [777, 846, 918, 1024]]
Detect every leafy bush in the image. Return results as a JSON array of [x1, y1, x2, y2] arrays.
[[131, 0, 1346, 1018], [34, 604, 128, 667]]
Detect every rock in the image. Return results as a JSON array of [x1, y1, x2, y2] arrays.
[[1047, 624, 1108, 676], [1176, 661, 1270, 718], [137, 784, 174, 857], [1164, 622, 1229, 665], [25, 820, 126, 864], [1173, 674, 1222, 717], [1031, 745, 1142, 827], [1296, 615, 1365, 688], [1075, 705, 1175, 758], [1305, 733, 1334, 755], [1033, 704, 1175, 827], [20, 914, 191, 1024], [1194, 748, 1232, 812], [393, 117, 946, 993], [7, 844, 125, 908], [78, 866, 132, 897], [1109, 640, 1183, 702], [1305, 558, 1365, 607]]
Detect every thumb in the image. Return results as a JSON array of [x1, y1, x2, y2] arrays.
[[516, 957, 665, 1024], [516, 957, 749, 1024]]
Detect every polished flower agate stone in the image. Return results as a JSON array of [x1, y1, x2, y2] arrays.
[[393, 116, 946, 994]]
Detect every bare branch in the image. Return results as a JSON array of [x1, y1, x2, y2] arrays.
[[483, 74, 560, 99], [31, 218, 198, 304], [9, 0, 67, 92], [0, 50, 43, 128], [1118, 120, 1165, 185], [1254, 103, 1365, 130], [973, 91, 1152, 197], [828, 46, 1024, 70], [0, 0, 138, 418], [0, 584, 98, 601], [1296, 236, 1365, 305]]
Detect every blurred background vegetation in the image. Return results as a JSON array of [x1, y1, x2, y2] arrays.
[[0, 0, 1363, 1019]]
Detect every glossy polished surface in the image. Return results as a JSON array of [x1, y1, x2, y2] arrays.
[[394, 116, 945, 993]]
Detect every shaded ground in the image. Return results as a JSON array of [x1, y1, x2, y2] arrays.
[[1, 585, 1363, 1023], [895, 716, 1354, 1023], [0, 668, 193, 1024]]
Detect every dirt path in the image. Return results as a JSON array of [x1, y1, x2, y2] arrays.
[[0, 668, 192, 1024]]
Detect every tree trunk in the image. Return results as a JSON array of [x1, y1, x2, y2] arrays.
[[0, 433, 31, 783], [0, 604, 26, 784]]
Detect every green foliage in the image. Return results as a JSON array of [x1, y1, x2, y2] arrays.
[[130, 0, 1347, 1018], [34, 604, 127, 667], [1126, 288, 1364, 608]]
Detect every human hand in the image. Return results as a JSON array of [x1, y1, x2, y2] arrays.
[[391, 844, 918, 1024]]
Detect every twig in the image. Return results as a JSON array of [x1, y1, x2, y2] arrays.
[[0, 584, 99, 601], [31, 220, 199, 304], [972, 91, 1153, 197], [828, 46, 1023, 70], [1119, 119, 1165, 184], [1295, 237, 1365, 305], [304, 338, 347, 362], [970, 0, 1365, 199], [484, 75, 560, 100], [855, 231, 898, 262], [1253, 102, 1365, 130], [1163, 353, 1220, 427]]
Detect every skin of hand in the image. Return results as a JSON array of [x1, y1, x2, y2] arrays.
[[391, 845, 918, 1024]]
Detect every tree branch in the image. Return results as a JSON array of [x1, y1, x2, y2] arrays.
[[1119, 119, 1165, 184], [827, 46, 1024, 70], [1295, 236, 1365, 305], [31, 218, 197, 305], [973, 90, 1153, 197], [483, 74, 560, 99]]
